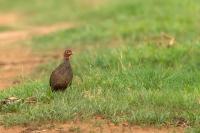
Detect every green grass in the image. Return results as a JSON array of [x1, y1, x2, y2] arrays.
[[22, 0, 200, 51], [0, 0, 200, 131], [0, 0, 104, 25], [1, 45, 200, 130]]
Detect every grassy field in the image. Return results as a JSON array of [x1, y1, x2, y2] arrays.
[[0, 0, 200, 132]]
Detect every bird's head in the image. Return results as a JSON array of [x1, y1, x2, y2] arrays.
[[64, 49, 72, 60]]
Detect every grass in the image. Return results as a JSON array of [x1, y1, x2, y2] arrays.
[[0, 0, 200, 131], [23, 0, 200, 51], [1, 45, 200, 130], [0, 0, 104, 25]]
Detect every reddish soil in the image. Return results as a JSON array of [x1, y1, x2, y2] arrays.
[[0, 119, 184, 133], [0, 13, 20, 25], [0, 45, 43, 89]]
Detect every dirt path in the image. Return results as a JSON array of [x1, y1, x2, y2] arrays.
[[0, 22, 75, 44], [0, 118, 184, 133], [0, 13, 75, 89], [0, 13, 20, 25]]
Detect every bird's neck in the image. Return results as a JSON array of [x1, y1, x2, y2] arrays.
[[64, 58, 70, 65]]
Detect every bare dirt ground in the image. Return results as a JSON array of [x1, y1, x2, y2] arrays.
[[0, 118, 184, 133], [0, 13, 20, 25]]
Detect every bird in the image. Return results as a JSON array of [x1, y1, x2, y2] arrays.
[[50, 49, 73, 91]]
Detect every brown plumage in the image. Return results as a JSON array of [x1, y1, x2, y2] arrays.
[[50, 49, 73, 91]]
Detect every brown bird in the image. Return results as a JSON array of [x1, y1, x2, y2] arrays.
[[50, 49, 73, 91]]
